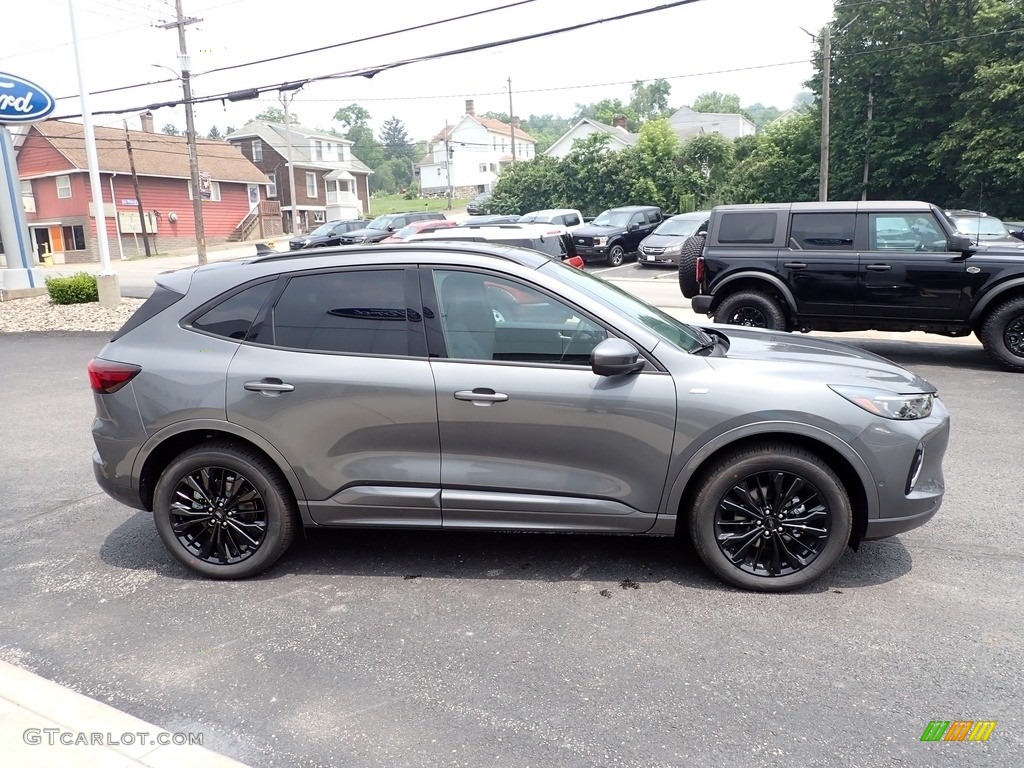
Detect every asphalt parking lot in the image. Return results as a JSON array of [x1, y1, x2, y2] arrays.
[[1, 329, 1021, 768]]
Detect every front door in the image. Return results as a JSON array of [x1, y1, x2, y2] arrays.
[[425, 268, 677, 532], [782, 211, 859, 318]]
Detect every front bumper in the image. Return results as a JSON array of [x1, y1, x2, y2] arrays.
[[576, 246, 608, 261], [639, 250, 676, 266]]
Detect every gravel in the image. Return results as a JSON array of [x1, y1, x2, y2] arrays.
[[0, 295, 145, 333]]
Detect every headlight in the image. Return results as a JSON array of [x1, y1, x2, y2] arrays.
[[830, 385, 934, 420], [593, 237, 607, 247], [663, 243, 683, 255]]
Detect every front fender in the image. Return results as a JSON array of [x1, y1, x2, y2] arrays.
[[968, 276, 1024, 321]]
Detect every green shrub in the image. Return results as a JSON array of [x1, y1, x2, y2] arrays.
[[403, 181, 420, 200], [45, 272, 99, 305]]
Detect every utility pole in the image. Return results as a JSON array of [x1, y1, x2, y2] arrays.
[[159, 0, 206, 264], [861, 73, 879, 201], [819, 25, 831, 202], [444, 126, 453, 210], [507, 77, 516, 164], [123, 122, 151, 257], [278, 89, 298, 233]]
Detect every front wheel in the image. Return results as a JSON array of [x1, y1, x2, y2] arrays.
[[979, 296, 1024, 372], [606, 244, 626, 267], [153, 442, 298, 579], [713, 290, 787, 331], [688, 444, 853, 592]]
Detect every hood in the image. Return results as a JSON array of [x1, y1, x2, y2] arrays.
[[702, 326, 935, 392], [641, 233, 687, 247], [969, 237, 1024, 251], [574, 223, 623, 237]]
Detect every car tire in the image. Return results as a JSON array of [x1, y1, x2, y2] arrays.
[[688, 443, 853, 592], [606, 244, 626, 267], [713, 290, 787, 331], [153, 442, 298, 579], [979, 296, 1024, 371], [678, 235, 705, 298]]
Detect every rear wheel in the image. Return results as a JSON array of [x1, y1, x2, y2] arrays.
[[606, 244, 626, 267], [688, 444, 852, 592], [714, 290, 787, 331], [153, 442, 298, 579], [979, 296, 1024, 372], [678, 235, 705, 298]]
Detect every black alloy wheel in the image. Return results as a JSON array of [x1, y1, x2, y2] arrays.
[[713, 290, 787, 331], [607, 244, 626, 267], [979, 296, 1024, 372]]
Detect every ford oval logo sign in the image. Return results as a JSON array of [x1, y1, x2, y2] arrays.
[[0, 72, 55, 123]]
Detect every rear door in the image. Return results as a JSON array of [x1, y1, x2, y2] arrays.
[[424, 267, 676, 532], [856, 211, 967, 320], [781, 212, 859, 318]]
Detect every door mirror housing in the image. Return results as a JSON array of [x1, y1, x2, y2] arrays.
[[628, 222, 640, 232], [591, 338, 644, 376], [949, 233, 975, 254]]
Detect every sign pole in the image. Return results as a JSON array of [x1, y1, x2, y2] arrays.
[[0, 126, 41, 295]]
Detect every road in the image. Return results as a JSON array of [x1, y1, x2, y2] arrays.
[[0, 326, 1019, 767]]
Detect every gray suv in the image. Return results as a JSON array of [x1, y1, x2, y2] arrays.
[[89, 242, 949, 592]]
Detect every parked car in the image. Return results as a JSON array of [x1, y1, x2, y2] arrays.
[[519, 208, 588, 232], [466, 191, 492, 215], [379, 219, 459, 243], [944, 209, 1024, 249], [637, 211, 711, 267], [88, 241, 949, 591], [339, 212, 447, 244], [686, 200, 1024, 371], [288, 219, 368, 250], [406, 223, 584, 268], [572, 205, 664, 266], [1005, 221, 1024, 241], [462, 214, 521, 225]]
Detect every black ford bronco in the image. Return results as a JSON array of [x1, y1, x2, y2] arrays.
[[681, 200, 1024, 371]]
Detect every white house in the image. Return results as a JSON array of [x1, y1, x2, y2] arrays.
[[667, 106, 756, 141], [544, 117, 639, 159], [418, 100, 537, 197]]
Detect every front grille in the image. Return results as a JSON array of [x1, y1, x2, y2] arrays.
[[575, 236, 593, 247], [642, 246, 665, 255]]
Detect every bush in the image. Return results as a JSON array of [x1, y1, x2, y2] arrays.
[[403, 181, 420, 200], [46, 272, 99, 305]]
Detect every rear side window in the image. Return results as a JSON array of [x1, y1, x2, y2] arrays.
[[562, 213, 581, 227], [110, 284, 184, 341], [191, 280, 275, 340], [717, 212, 777, 244], [789, 213, 856, 250], [257, 270, 409, 355]]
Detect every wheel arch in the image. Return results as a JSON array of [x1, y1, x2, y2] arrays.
[[708, 272, 797, 316], [665, 425, 875, 549], [968, 278, 1024, 323], [134, 420, 306, 516]]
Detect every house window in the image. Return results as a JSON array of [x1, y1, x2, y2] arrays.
[[56, 175, 71, 199], [313, 210, 325, 224], [187, 180, 222, 201], [267, 172, 277, 197], [479, 164, 488, 173], [313, 140, 323, 161], [62, 225, 86, 251], [252, 139, 263, 161], [306, 172, 317, 198], [21, 180, 35, 213]]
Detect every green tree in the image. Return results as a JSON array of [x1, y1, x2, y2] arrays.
[[629, 79, 672, 123], [723, 112, 819, 204], [572, 99, 639, 131], [161, 123, 180, 135], [488, 155, 565, 215], [681, 133, 736, 207], [206, 126, 222, 140], [379, 116, 417, 163], [334, 104, 383, 168], [691, 92, 743, 114], [252, 106, 300, 125]]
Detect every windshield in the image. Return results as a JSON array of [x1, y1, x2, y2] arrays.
[[653, 218, 701, 237], [540, 260, 706, 352], [391, 225, 418, 239], [951, 216, 1009, 238], [592, 211, 631, 227], [366, 215, 396, 231], [520, 212, 555, 224], [308, 222, 336, 237]]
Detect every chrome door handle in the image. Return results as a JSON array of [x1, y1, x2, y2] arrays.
[[454, 388, 509, 404], [783, 261, 807, 269], [243, 378, 295, 394], [865, 264, 892, 271]]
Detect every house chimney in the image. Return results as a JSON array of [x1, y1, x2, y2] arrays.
[[511, 116, 520, 129], [613, 115, 627, 129], [465, 99, 475, 116], [140, 111, 154, 133]]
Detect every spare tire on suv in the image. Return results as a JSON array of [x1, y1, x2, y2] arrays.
[[678, 234, 705, 299]]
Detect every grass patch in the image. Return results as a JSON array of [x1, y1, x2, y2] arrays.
[[368, 194, 469, 216]]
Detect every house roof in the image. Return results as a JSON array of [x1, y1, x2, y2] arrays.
[[227, 121, 373, 174], [542, 118, 638, 157], [429, 116, 536, 144], [26, 120, 269, 183]]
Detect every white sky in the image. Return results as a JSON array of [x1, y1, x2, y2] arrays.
[[5, 0, 835, 142]]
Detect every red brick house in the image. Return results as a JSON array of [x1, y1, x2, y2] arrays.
[[226, 121, 372, 234], [15, 116, 277, 264]]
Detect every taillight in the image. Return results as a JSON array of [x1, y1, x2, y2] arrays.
[[565, 255, 585, 269], [695, 256, 705, 284], [87, 358, 141, 394]]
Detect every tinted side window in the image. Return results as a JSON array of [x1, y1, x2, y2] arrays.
[[789, 213, 856, 250], [869, 213, 946, 252], [259, 270, 409, 355], [563, 213, 581, 227], [645, 211, 660, 225], [630, 213, 644, 226], [717, 212, 777, 244], [191, 280, 274, 340]]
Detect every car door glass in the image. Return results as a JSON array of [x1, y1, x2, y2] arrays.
[[434, 270, 606, 365], [190, 280, 275, 340], [790, 213, 856, 249], [255, 269, 410, 355], [870, 213, 946, 252]]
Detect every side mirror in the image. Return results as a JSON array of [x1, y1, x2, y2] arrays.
[[949, 233, 975, 254], [628, 223, 640, 232], [591, 338, 644, 376]]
